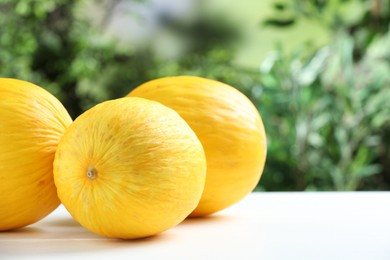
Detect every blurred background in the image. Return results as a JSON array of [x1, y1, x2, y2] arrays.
[[1, 0, 390, 191]]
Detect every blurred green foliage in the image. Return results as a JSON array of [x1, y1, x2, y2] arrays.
[[258, 0, 390, 190], [257, 33, 390, 191], [0, 0, 389, 191]]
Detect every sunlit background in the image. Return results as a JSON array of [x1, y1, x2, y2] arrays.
[[1, 0, 390, 191]]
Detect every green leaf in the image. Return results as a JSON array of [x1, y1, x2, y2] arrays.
[[263, 18, 295, 27], [354, 164, 382, 178], [15, 0, 30, 16]]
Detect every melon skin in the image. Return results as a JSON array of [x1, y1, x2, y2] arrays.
[[0, 78, 72, 231]]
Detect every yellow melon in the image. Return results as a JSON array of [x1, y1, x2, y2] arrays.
[[0, 78, 72, 230], [53, 97, 206, 239]]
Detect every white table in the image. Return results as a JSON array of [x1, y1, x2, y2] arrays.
[[1, 192, 389, 260]]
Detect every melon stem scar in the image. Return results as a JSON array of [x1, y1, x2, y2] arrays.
[[87, 167, 97, 180]]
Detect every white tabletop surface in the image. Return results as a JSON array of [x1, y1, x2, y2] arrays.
[[1, 192, 389, 260]]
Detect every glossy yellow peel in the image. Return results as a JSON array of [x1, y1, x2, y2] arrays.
[[53, 97, 206, 239], [129, 76, 267, 216], [0, 78, 72, 230]]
